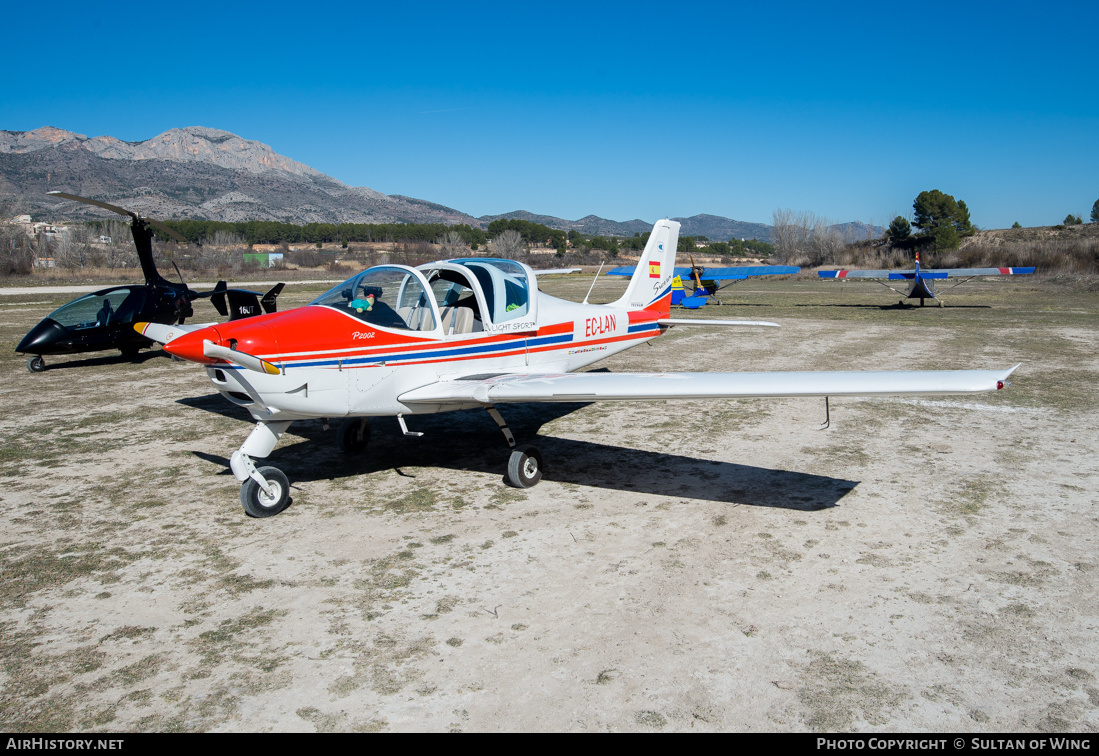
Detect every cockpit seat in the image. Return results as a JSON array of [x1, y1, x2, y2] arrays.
[[439, 306, 474, 335], [397, 305, 436, 332]]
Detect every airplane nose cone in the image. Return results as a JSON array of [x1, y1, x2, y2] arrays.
[[16, 318, 64, 354], [162, 326, 223, 364]]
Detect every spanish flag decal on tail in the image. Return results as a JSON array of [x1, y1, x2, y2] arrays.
[[649, 242, 664, 277]]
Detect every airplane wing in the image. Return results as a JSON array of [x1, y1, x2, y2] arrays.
[[532, 268, 582, 276], [820, 267, 1035, 280], [399, 365, 1020, 405], [608, 265, 799, 280]]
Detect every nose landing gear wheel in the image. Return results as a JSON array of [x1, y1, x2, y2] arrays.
[[27, 356, 45, 373], [507, 445, 543, 488], [240, 466, 291, 518]]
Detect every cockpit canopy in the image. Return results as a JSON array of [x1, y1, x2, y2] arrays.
[[309, 266, 436, 331], [420, 258, 538, 332], [446, 259, 532, 323], [47, 287, 145, 329], [310, 260, 539, 335]]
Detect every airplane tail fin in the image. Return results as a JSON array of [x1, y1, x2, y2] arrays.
[[611, 219, 681, 316], [261, 283, 284, 314], [209, 281, 229, 317]]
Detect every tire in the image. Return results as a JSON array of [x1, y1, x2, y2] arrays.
[[120, 344, 142, 358], [27, 356, 45, 373], [507, 445, 543, 489], [240, 466, 291, 518], [337, 418, 370, 453]]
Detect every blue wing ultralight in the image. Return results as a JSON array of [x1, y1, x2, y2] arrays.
[[608, 265, 799, 279]]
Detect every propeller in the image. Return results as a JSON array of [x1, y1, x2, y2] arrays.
[[202, 340, 281, 375], [689, 252, 705, 294], [134, 321, 215, 345]]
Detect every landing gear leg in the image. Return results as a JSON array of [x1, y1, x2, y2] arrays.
[[485, 404, 544, 489], [230, 420, 293, 517], [27, 356, 45, 373], [485, 405, 516, 449]]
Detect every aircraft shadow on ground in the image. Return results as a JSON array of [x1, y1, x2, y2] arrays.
[[183, 396, 856, 511], [790, 302, 991, 310], [688, 302, 991, 311], [34, 350, 165, 371]]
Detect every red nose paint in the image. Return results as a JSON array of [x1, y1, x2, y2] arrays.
[[163, 326, 222, 364]]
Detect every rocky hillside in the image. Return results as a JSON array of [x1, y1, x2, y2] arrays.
[[2, 125, 878, 242], [478, 210, 775, 241], [0, 126, 479, 226]]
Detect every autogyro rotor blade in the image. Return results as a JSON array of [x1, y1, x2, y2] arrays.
[[47, 191, 137, 220], [46, 191, 186, 243]]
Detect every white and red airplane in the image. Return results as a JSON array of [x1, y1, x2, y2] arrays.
[[818, 250, 1035, 307], [138, 219, 1019, 517]]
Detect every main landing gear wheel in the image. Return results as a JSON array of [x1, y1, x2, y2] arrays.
[[337, 418, 370, 453], [240, 466, 291, 518], [507, 445, 543, 489], [26, 356, 45, 373]]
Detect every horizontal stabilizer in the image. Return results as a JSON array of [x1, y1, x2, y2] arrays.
[[658, 319, 780, 327], [399, 365, 1021, 405]]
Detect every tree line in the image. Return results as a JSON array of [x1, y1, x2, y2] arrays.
[[139, 215, 774, 259]]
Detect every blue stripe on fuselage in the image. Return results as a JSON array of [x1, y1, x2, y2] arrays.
[[264, 332, 575, 370]]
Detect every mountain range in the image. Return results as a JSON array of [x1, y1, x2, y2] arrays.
[[1, 126, 879, 241]]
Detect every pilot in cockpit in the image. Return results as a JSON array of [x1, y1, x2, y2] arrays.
[[348, 285, 406, 329], [96, 298, 113, 326]]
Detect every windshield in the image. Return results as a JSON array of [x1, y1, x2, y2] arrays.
[[310, 266, 436, 331], [48, 288, 143, 329], [454, 259, 531, 323]]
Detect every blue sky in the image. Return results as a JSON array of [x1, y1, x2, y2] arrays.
[[3, 0, 1096, 230]]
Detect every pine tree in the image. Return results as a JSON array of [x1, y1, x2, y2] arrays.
[[912, 190, 973, 249], [886, 216, 911, 242]]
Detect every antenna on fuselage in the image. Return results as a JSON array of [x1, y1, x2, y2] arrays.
[[582, 260, 605, 305]]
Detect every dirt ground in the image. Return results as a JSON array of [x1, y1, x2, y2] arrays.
[[0, 274, 1096, 732]]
